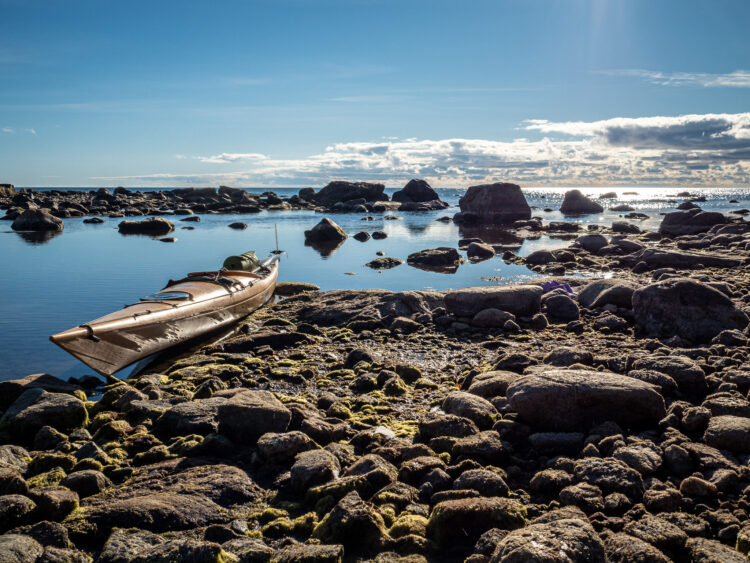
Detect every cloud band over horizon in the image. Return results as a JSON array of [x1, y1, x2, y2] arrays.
[[95, 112, 750, 188]]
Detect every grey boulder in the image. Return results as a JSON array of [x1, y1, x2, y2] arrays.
[[632, 278, 748, 342], [445, 286, 542, 317], [506, 369, 666, 431]]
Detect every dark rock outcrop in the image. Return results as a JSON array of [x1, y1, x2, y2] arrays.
[[312, 181, 387, 206], [118, 217, 174, 236], [659, 208, 727, 236], [391, 179, 440, 203], [454, 183, 531, 224], [560, 190, 603, 215], [11, 210, 64, 232]]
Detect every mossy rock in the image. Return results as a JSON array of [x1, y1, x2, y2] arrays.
[[389, 514, 428, 539], [327, 369, 355, 379], [133, 445, 175, 466], [395, 365, 422, 384], [72, 459, 103, 473], [426, 497, 527, 549], [27, 466, 67, 489], [28, 453, 76, 475], [737, 526, 750, 555]]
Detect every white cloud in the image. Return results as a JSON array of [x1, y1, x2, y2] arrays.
[[2, 127, 14, 133], [198, 153, 269, 164], [25, 128, 36, 135], [606, 69, 750, 88], [94, 112, 750, 187]]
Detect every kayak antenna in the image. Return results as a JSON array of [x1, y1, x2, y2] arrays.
[[272, 223, 283, 255]]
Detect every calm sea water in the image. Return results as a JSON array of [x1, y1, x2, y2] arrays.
[[1, 186, 748, 381]]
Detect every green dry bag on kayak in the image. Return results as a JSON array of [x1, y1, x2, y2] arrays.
[[223, 251, 260, 271]]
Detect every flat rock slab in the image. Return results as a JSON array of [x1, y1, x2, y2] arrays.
[[445, 286, 542, 318], [506, 369, 666, 431]]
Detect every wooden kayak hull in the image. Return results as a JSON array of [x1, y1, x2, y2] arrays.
[[50, 257, 279, 377]]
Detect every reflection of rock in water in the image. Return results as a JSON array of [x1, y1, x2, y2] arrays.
[[16, 230, 63, 245], [404, 223, 430, 235], [458, 225, 523, 248], [305, 238, 345, 257], [408, 262, 459, 274]]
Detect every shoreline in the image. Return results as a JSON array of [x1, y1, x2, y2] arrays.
[[0, 182, 748, 560]]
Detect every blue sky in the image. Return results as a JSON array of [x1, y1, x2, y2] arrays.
[[1, 0, 749, 187]]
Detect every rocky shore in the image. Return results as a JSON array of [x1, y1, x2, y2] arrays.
[[0, 182, 749, 561]]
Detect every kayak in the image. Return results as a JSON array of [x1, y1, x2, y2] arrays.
[[50, 253, 280, 377]]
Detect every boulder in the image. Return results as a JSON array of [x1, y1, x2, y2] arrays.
[[575, 234, 608, 253], [467, 371, 521, 398], [1, 389, 87, 441], [454, 182, 531, 224], [703, 416, 750, 453], [118, 217, 174, 236], [217, 390, 292, 444], [366, 257, 403, 270], [632, 278, 748, 342], [312, 491, 387, 554], [467, 242, 495, 261], [578, 279, 639, 309], [426, 497, 526, 549], [0, 374, 82, 411], [442, 391, 497, 429], [544, 294, 580, 322], [303, 217, 347, 243], [560, 190, 603, 215], [407, 247, 461, 272], [490, 518, 605, 562], [629, 355, 706, 396], [86, 493, 225, 535], [11, 209, 64, 232], [470, 308, 515, 328], [391, 179, 440, 203], [506, 370, 666, 431], [0, 184, 15, 197], [612, 221, 641, 234], [445, 286, 542, 317], [290, 450, 341, 493], [659, 208, 727, 236], [0, 534, 43, 563], [312, 181, 387, 205]]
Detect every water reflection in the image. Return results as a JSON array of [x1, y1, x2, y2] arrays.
[[16, 230, 63, 245], [305, 238, 345, 257]]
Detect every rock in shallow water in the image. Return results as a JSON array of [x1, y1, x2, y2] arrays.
[[11, 209, 64, 232], [506, 369, 665, 431], [454, 182, 531, 225]]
